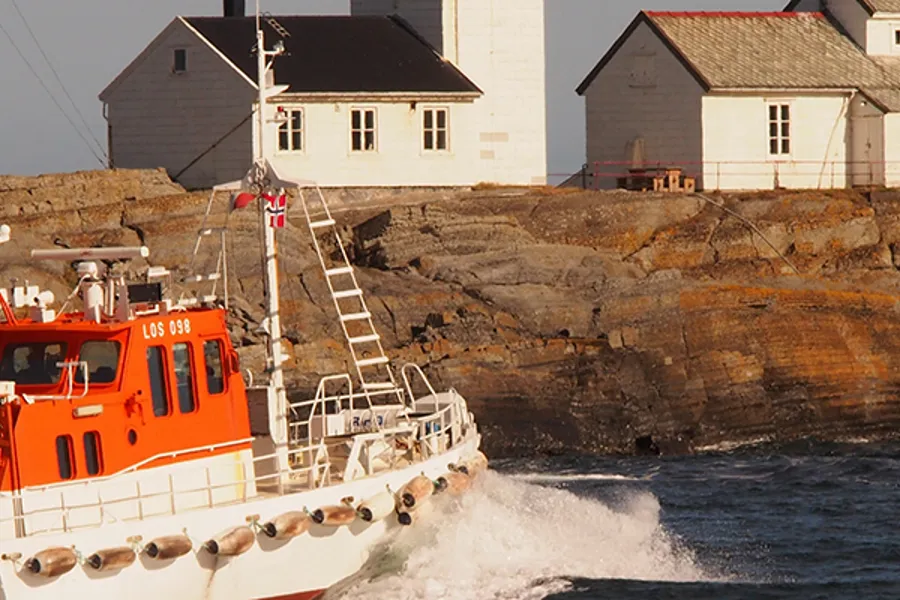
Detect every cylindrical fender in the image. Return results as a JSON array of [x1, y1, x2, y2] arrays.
[[459, 451, 489, 476], [25, 547, 77, 578], [204, 526, 255, 556], [399, 475, 434, 509], [438, 471, 472, 495], [357, 491, 396, 522], [86, 546, 136, 571], [311, 505, 357, 527], [145, 535, 193, 560], [262, 511, 312, 539]]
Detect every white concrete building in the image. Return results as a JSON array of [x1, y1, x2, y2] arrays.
[[100, 1, 548, 190], [576, 5, 900, 191], [351, 0, 548, 186]]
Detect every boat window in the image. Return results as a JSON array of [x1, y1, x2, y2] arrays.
[[75, 341, 121, 384], [173, 343, 196, 413], [0, 342, 67, 385], [147, 346, 170, 417], [55, 435, 74, 480], [83, 431, 102, 476], [203, 340, 225, 395]]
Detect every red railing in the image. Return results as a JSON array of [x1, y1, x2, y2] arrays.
[[552, 160, 900, 192]]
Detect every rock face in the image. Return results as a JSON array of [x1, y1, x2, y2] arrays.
[[2, 171, 899, 456]]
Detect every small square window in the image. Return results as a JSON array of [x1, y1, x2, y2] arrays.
[[173, 49, 187, 73], [351, 108, 377, 152], [278, 109, 303, 152]]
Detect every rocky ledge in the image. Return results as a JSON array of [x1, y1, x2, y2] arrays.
[[2, 169, 899, 456]]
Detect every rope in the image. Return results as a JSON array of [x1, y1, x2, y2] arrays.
[[693, 193, 801, 276], [0, 18, 106, 167], [9, 0, 107, 161]]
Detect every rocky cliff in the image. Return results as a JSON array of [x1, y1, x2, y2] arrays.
[[2, 169, 899, 456]]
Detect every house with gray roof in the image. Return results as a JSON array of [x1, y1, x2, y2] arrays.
[[576, 3, 900, 191]]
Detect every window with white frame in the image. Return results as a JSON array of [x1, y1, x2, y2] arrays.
[[422, 108, 449, 151], [277, 109, 303, 152], [351, 108, 377, 152], [768, 104, 791, 155]]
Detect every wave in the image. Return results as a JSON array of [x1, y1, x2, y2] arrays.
[[327, 470, 722, 600]]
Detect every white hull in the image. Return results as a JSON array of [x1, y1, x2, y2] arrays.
[[0, 438, 479, 600]]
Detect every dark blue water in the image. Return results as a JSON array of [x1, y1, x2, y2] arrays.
[[332, 441, 900, 600]]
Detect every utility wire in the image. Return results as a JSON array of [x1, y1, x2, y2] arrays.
[[9, 0, 107, 161], [0, 15, 106, 166], [9, 0, 108, 161]]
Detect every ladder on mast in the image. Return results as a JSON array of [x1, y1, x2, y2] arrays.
[[298, 188, 407, 410]]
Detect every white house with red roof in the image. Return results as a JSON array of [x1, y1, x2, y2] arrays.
[[577, 2, 900, 191]]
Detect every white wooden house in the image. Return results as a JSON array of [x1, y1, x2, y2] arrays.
[[99, 1, 547, 190], [576, 4, 900, 191]]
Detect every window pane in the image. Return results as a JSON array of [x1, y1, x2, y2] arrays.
[[56, 435, 73, 480], [365, 131, 375, 150], [781, 122, 790, 138], [365, 110, 375, 129], [204, 340, 225, 395], [0, 343, 67, 385], [291, 111, 301, 130], [424, 110, 433, 129], [437, 110, 447, 129], [147, 346, 169, 417], [173, 343, 195, 413], [279, 128, 289, 151], [352, 131, 362, 151], [781, 105, 790, 120], [769, 123, 778, 137], [174, 49, 187, 72], [895, 30, 900, 45], [352, 110, 361, 129], [84, 431, 101, 476], [769, 105, 778, 120], [782, 139, 790, 154], [292, 132, 302, 150], [76, 341, 120, 384], [424, 131, 434, 149], [437, 130, 447, 150], [770, 139, 779, 154]]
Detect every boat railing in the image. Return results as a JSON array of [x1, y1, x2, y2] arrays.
[[413, 394, 464, 459], [0, 439, 331, 539], [400, 363, 437, 413]]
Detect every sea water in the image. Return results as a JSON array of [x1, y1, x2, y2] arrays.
[[326, 441, 900, 599]]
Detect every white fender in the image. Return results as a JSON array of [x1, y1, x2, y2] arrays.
[[204, 526, 255, 556], [145, 535, 193, 560], [311, 505, 357, 526], [86, 546, 136, 571], [262, 511, 312, 539], [25, 547, 77, 578], [357, 490, 397, 522], [399, 474, 434, 510]]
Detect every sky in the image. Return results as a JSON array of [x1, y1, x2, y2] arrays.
[[0, 0, 784, 179]]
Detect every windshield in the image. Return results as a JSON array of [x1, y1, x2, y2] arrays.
[[0, 342, 68, 385], [75, 340, 121, 384]]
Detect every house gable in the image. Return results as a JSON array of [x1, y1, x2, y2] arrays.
[[99, 18, 253, 103], [576, 12, 711, 96]]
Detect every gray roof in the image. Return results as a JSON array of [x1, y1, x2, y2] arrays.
[[646, 12, 898, 89], [577, 11, 900, 110], [863, 0, 900, 13]]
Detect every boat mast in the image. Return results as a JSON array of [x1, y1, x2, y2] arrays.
[[255, 0, 289, 469]]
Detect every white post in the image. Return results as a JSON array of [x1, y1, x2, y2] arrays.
[[256, 16, 290, 478]]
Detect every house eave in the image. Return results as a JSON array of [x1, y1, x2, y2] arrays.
[[709, 87, 858, 93], [270, 91, 482, 103]]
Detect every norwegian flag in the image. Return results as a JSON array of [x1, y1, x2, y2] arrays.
[[264, 189, 287, 228]]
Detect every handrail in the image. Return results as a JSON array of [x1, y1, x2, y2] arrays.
[[401, 363, 437, 411], [2, 437, 254, 496], [20, 361, 89, 405]]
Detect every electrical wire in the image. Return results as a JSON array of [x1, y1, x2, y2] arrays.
[[9, 0, 108, 162], [0, 13, 106, 166]]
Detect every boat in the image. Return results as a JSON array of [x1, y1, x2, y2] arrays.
[[0, 6, 486, 599]]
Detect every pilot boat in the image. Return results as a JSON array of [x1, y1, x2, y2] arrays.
[[0, 8, 485, 600]]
